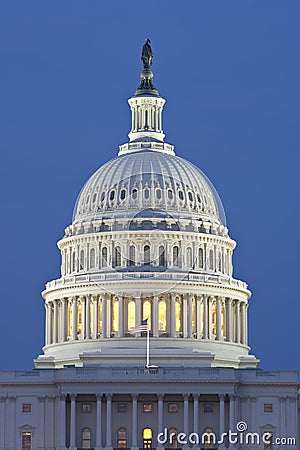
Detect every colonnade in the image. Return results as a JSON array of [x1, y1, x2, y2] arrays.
[[45, 293, 248, 347]]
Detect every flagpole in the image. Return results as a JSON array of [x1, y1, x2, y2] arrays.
[[146, 323, 150, 367]]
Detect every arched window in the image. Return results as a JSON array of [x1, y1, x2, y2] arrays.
[[217, 251, 222, 272], [191, 299, 196, 334], [156, 189, 162, 200], [199, 248, 204, 269], [144, 245, 150, 265], [102, 247, 108, 268], [132, 188, 138, 200], [187, 247, 193, 268], [120, 189, 126, 201], [112, 299, 119, 333], [80, 250, 84, 270], [72, 252, 76, 272], [77, 304, 82, 335], [110, 190, 115, 201], [158, 245, 165, 266], [176, 300, 182, 332], [129, 245, 136, 266], [263, 431, 273, 449], [212, 303, 216, 335], [98, 300, 103, 334], [209, 249, 214, 271], [203, 427, 214, 449], [143, 428, 152, 449], [117, 427, 127, 448], [68, 303, 73, 337], [22, 432, 31, 450], [128, 300, 135, 332], [144, 188, 150, 199], [221, 303, 225, 338], [173, 246, 179, 267], [158, 301, 166, 332], [90, 248, 95, 269], [115, 246, 122, 267], [168, 189, 173, 200], [169, 428, 178, 449], [143, 301, 151, 330], [82, 427, 91, 449]]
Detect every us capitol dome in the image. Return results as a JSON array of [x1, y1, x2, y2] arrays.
[[35, 40, 259, 369]]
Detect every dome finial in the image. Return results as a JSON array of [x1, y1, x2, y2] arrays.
[[141, 38, 153, 69], [134, 39, 159, 97]]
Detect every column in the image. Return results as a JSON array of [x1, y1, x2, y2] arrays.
[[96, 394, 102, 450], [132, 394, 138, 448], [193, 394, 199, 434], [61, 298, 67, 342], [216, 297, 222, 341], [279, 397, 286, 440], [102, 294, 107, 338], [219, 394, 226, 449], [118, 295, 124, 337], [70, 394, 76, 449], [45, 303, 49, 345], [229, 394, 236, 450], [183, 295, 188, 338], [157, 394, 164, 434], [106, 294, 111, 338], [153, 295, 159, 337], [0, 397, 6, 449], [59, 394, 66, 449], [135, 296, 141, 337], [92, 295, 99, 339], [183, 394, 189, 440], [53, 300, 58, 343], [187, 294, 193, 338], [245, 304, 248, 346], [226, 298, 233, 342], [8, 396, 16, 449], [241, 302, 246, 345], [106, 394, 112, 448], [48, 302, 53, 344], [86, 294, 91, 339], [196, 296, 202, 339], [235, 301, 241, 343], [72, 297, 78, 340], [38, 396, 46, 449], [208, 297, 213, 339], [203, 295, 208, 339], [170, 293, 177, 338]]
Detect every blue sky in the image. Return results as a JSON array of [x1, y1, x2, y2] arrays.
[[0, 1, 299, 371]]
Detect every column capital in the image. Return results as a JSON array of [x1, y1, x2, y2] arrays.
[[193, 393, 199, 400], [70, 393, 77, 401], [96, 394, 103, 401], [229, 394, 236, 401], [218, 393, 225, 400], [106, 393, 112, 400], [131, 393, 138, 400], [183, 393, 190, 401], [59, 394, 66, 401], [157, 393, 164, 400]]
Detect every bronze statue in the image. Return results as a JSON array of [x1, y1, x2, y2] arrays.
[[141, 38, 153, 68]]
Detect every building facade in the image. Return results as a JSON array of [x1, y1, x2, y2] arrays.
[[0, 41, 299, 450]]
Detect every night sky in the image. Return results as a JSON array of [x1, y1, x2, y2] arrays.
[[0, 1, 299, 371]]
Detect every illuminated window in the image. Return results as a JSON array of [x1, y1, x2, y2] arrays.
[[173, 246, 179, 267], [102, 247, 108, 268], [128, 301, 135, 331], [82, 428, 91, 449], [169, 428, 178, 448], [199, 248, 204, 269], [221, 304, 225, 337], [90, 302, 93, 335], [22, 404, 31, 413], [112, 300, 119, 332], [187, 247, 192, 268], [209, 249, 214, 270], [158, 301, 166, 332], [176, 300, 182, 332], [168, 403, 178, 413], [191, 300, 196, 334], [77, 304, 82, 334], [98, 300, 103, 334], [143, 301, 151, 330], [263, 432, 273, 449], [90, 248, 95, 269], [158, 245, 165, 266], [203, 427, 214, 449], [143, 403, 152, 412], [129, 245, 136, 266], [80, 250, 84, 270], [143, 428, 152, 449], [117, 427, 127, 448], [144, 245, 150, 265], [69, 303, 73, 336], [264, 404, 273, 413], [212, 303, 216, 335], [22, 432, 31, 450], [115, 246, 122, 267]]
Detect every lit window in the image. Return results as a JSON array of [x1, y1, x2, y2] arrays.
[[143, 403, 152, 412], [112, 300, 119, 332], [212, 303, 216, 335], [117, 427, 127, 448], [98, 300, 103, 334], [158, 301, 166, 332], [77, 304, 82, 334], [22, 431, 31, 450], [263, 431, 273, 449], [264, 404, 273, 413], [168, 403, 178, 413], [203, 427, 214, 449], [173, 246, 179, 267], [169, 428, 178, 449], [143, 301, 151, 330], [175, 300, 182, 332], [22, 404, 31, 413], [82, 428, 91, 449], [143, 428, 152, 449], [128, 301, 135, 331]]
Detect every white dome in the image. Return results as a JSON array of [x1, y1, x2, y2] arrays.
[[72, 149, 226, 227]]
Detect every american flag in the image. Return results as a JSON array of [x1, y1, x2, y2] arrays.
[[131, 319, 149, 333]]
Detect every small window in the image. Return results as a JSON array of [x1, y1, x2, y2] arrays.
[[204, 403, 213, 413], [143, 403, 152, 413], [118, 427, 127, 448], [197, 193, 202, 204], [101, 247, 108, 268], [264, 403, 273, 413], [263, 431, 273, 449], [100, 192, 105, 202], [144, 245, 150, 265], [158, 245, 165, 266], [144, 188, 150, 199], [169, 428, 178, 449], [22, 403, 32, 413], [90, 248, 95, 269], [22, 431, 31, 450], [120, 189, 126, 200], [168, 403, 178, 413], [132, 188, 138, 200], [129, 245, 136, 266], [92, 193, 97, 203], [118, 403, 127, 413], [209, 249, 214, 270], [156, 189, 162, 199], [72, 252, 76, 272], [173, 246, 179, 267], [178, 190, 184, 201], [199, 248, 204, 269], [82, 428, 91, 449], [110, 190, 115, 201], [188, 191, 193, 202], [82, 404, 91, 413], [80, 250, 84, 270], [115, 246, 122, 267], [168, 189, 173, 200]]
